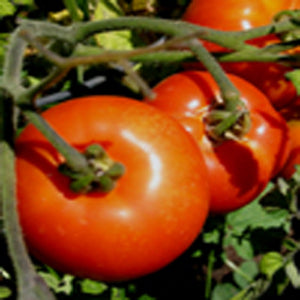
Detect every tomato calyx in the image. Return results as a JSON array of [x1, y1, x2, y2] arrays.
[[58, 143, 125, 193], [203, 99, 251, 143], [274, 9, 300, 43]]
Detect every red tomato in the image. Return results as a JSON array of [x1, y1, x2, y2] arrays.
[[220, 61, 297, 109], [182, 0, 300, 108], [279, 97, 300, 121], [16, 96, 210, 281], [280, 120, 300, 179], [182, 0, 299, 51], [145, 71, 290, 214]]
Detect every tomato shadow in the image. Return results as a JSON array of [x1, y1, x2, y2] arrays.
[[213, 142, 265, 198]]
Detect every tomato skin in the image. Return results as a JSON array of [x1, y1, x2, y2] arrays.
[[183, 0, 298, 30], [280, 120, 300, 179], [220, 61, 297, 109], [16, 96, 210, 281], [279, 97, 300, 121], [182, 0, 299, 51], [146, 71, 291, 214], [182, 0, 300, 109]]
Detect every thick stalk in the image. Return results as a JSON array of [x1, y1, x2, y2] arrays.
[[0, 92, 56, 300], [2, 29, 27, 98], [72, 16, 299, 47], [188, 39, 241, 107], [23, 110, 90, 174]]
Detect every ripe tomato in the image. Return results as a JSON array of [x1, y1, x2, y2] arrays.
[[145, 71, 290, 214], [182, 0, 299, 51], [279, 97, 300, 121], [280, 120, 300, 179], [182, 0, 300, 109], [220, 61, 297, 109], [16, 96, 210, 281]]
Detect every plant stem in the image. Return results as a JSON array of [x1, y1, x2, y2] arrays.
[[63, 0, 82, 22], [72, 15, 300, 47], [2, 29, 27, 98], [23, 110, 90, 174], [205, 249, 216, 299], [187, 39, 241, 107], [0, 92, 56, 300], [225, 258, 253, 283]]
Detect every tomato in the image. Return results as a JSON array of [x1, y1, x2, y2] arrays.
[[280, 120, 300, 179], [182, 0, 300, 109], [16, 96, 210, 281], [279, 97, 300, 121], [279, 99, 300, 178], [220, 61, 297, 109], [182, 0, 299, 51], [145, 71, 290, 214]]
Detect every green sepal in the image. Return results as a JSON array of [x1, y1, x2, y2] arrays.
[[106, 162, 126, 179]]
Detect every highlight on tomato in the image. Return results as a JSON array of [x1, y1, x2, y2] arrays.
[[145, 71, 291, 214], [182, 0, 300, 109], [16, 95, 210, 282]]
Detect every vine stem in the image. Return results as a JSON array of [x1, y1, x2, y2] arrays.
[[187, 38, 241, 106], [225, 258, 253, 283], [205, 249, 216, 299], [23, 110, 90, 174], [0, 93, 56, 300], [63, 0, 82, 22]]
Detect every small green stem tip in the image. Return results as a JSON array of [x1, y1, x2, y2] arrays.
[[59, 143, 125, 193], [204, 104, 251, 143]]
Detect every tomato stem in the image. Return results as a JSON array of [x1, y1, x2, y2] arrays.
[[187, 40, 251, 140], [0, 92, 56, 300], [23, 110, 90, 173], [23, 111, 125, 193]]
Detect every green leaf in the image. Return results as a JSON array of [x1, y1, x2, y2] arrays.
[[80, 279, 108, 295], [230, 288, 250, 300], [111, 287, 128, 300], [285, 260, 300, 288], [286, 69, 300, 95], [14, 0, 34, 5], [224, 235, 254, 260], [211, 283, 239, 300], [138, 295, 156, 300], [233, 261, 259, 289], [259, 252, 284, 279], [93, 0, 134, 50], [0, 0, 16, 17], [203, 228, 221, 244], [191, 249, 202, 258], [226, 195, 289, 235], [0, 268, 10, 280], [39, 272, 74, 295], [0, 286, 12, 299]]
